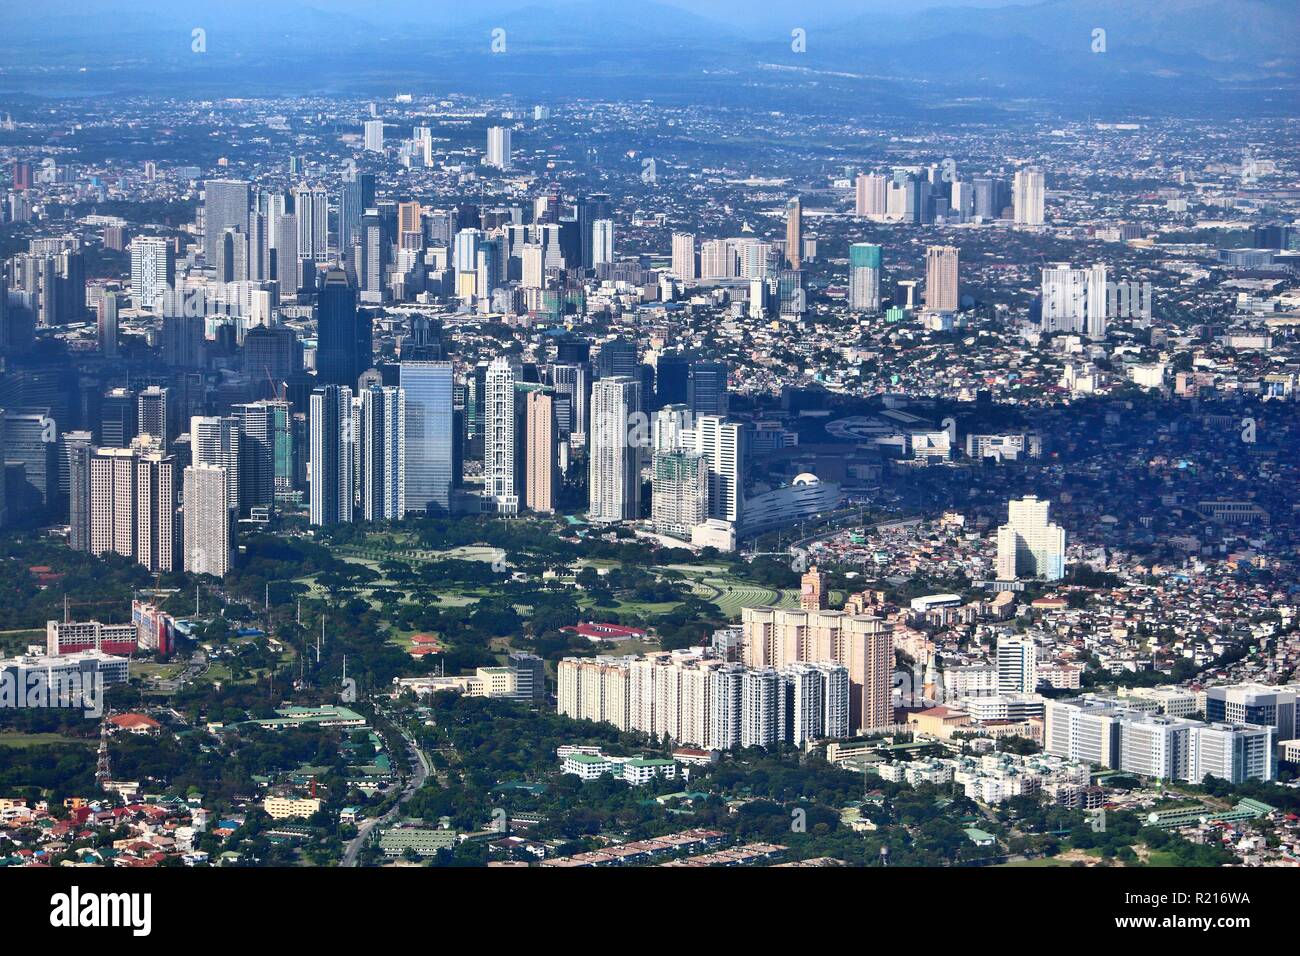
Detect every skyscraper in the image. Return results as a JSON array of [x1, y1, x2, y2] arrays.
[[338, 172, 375, 263], [359, 384, 405, 521], [486, 126, 512, 170], [694, 415, 742, 525], [130, 237, 174, 310], [483, 357, 518, 515], [400, 361, 454, 516], [588, 376, 640, 523], [97, 291, 119, 358], [183, 463, 232, 578], [292, 184, 330, 264], [997, 634, 1037, 694], [190, 415, 241, 513], [137, 386, 169, 444], [88, 443, 175, 573], [1013, 166, 1045, 226], [924, 245, 959, 312], [364, 119, 385, 152], [784, 197, 802, 270], [524, 390, 556, 513], [316, 268, 370, 387], [202, 179, 250, 267], [651, 449, 707, 538], [996, 495, 1066, 581], [1041, 263, 1108, 340], [854, 173, 887, 218], [671, 232, 697, 281], [309, 385, 353, 526], [848, 243, 882, 312]]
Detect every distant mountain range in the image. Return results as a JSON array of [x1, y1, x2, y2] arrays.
[[0, 0, 1294, 113]]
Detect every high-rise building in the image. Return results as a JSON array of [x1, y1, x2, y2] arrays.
[[233, 401, 279, 514], [364, 119, 385, 153], [997, 634, 1037, 694], [316, 268, 370, 388], [65, 430, 93, 550], [848, 243, 882, 312], [292, 184, 330, 264], [784, 197, 802, 270], [273, 213, 301, 294], [524, 390, 556, 514], [309, 385, 353, 526], [924, 245, 959, 312], [671, 232, 697, 281], [97, 291, 119, 357], [693, 415, 742, 525], [1041, 263, 1108, 340], [588, 376, 641, 523], [591, 219, 614, 267], [202, 179, 250, 267], [486, 126, 512, 170], [88, 443, 176, 573], [854, 173, 887, 218], [129, 237, 174, 310], [183, 463, 232, 577], [136, 386, 170, 445], [400, 361, 454, 516], [190, 415, 241, 513], [1013, 166, 1045, 226], [687, 362, 729, 418], [483, 357, 518, 515], [800, 566, 828, 610], [651, 450, 707, 538], [358, 385, 405, 521], [338, 172, 375, 262], [996, 495, 1066, 581]]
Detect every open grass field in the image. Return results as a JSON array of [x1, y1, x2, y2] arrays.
[[0, 732, 92, 749]]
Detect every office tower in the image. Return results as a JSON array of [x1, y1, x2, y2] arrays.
[[190, 415, 241, 513], [234, 402, 277, 513], [997, 634, 1037, 694], [183, 463, 232, 577], [88, 443, 176, 572], [1040, 263, 1108, 340], [483, 357, 518, 515], [784, 197, 802, 270], [848, 243, 882, 312], [65, 431, 93, 550], [1013, 166, 1045, 225], [996, 495, 1066, 581], [777, 270, 804, 317], [924, 245, 959, 312], [577, 193, 612, 268], [3, 410, 57, 512], [272, 213, 300, 294], [591, 219, 614, 267], [397, 201, 423, 242], [400, 360, 454, 516], [130, 236, 174, 310], [244, 324, 300, 397], [950, 179, 974, 220], [214, 226, 249, 283], [1188, 722, 1276, 784], [651, 450, 707, 538], [972, 175, 1006, 220], [855, 173, 887, 218], [136, 386, 169, 444], [551, 362, 589, 444], [97, 291, 119, 358], [359, 385, 405, 521], [588, 376, 641, 523], [486, 126, 512, 170], [687, 362, 729, 417], [293, 185, 330, 264], [364, 119, 385, 152], [671, 232, 697, 281], [309, 385, 353, 526], [0, 411, 6, 526], [316, 268, 370, 387], [338, 172, 375, 261], [98, 388, 136, 447], [476, 236, 504, 299], [248, 211, 269, 282], [524, 390, 556, 513], [596, 337, 637, 380], [693, 415, 742, 525], [800, 566, 828, 610], [202, 179, 250, 267]]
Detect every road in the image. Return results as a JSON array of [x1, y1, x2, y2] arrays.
[[341, 722, 429, 867]]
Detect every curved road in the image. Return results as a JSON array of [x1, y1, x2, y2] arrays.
[[341, 725, 430, 867]]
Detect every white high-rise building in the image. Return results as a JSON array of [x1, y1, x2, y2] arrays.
[[996, 495, 1066, 581], [129, 236, 174, 311], [359, 385, 405, 521], [1013, 166, 1045, 226], [1041, 263, 1108, 340], [190, 415, 241, 512], [292, 185, 330, 263], [671, 232, 697, 281], [483, 357, 518, 515], [741, 668, 782, 749], [591, 219, 614, 266], [996, 634, 1037, 694], [486, 126, 512, 170], [855, 172, 887, 218], [848, 243, 882, 312], [88, 443, 176, 573], [588, 376, 641, 523], [693, 415, 742, 525], [364, 119, 385, 153], [183, 463, 232, 578]]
